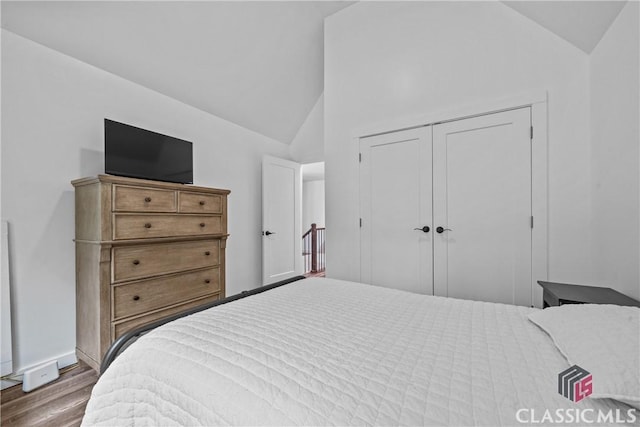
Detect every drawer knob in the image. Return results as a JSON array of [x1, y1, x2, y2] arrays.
[[132, 259, 140, 265], [205, 251, 211, 256], [199, 201, 205, 206], [199, 223, 206, 228], [205, 279, 211, 284], [132, 295, 140, 301], [144, 223, 152, 229], [144, 197, 152, 203]]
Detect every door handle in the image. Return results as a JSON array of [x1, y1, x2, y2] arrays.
[[436, 226, 452, 234], [413, 226, 430, 233], [264, 231, 276, 236]]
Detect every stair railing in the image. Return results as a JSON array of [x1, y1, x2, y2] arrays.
[[302, 223, 325, 273]]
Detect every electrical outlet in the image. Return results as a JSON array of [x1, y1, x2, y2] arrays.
[[22, 360, 59, 392]]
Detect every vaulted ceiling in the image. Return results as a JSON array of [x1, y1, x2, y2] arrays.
[[1, 1, 352, 144], [1, 1, 627, 145], [502, 1, 626, 53]]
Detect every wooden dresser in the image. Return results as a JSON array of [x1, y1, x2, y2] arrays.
[[72, 175, 229, 371]]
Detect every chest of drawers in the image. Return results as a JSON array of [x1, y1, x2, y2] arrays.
[[72, 175, 229, 371]]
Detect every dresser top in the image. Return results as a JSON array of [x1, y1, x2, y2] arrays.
[[72, 175, 230, 195]]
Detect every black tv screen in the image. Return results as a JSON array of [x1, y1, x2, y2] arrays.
[[105, 119, 193, 184]]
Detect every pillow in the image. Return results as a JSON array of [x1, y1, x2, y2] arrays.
[[528, 304, 639, 408]]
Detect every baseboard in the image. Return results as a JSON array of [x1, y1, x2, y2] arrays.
[[1, 379, 20, 390], [1, 359, 13, 376], [14, 351, 78, 376], [76, 348, 99, 372], [1, 352, 77, 390]]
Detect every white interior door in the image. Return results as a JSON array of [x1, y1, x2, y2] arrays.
[[262, 156, 302, 285], [360, 127, 433, 294], [433, 108, 532, 305]]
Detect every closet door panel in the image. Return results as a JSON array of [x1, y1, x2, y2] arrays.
[[360, 127, 433, 294], [433, 108, 532, 306]]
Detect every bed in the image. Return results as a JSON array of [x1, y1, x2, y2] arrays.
[[82, 277, 639, 426]]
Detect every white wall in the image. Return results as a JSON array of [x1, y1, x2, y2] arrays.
[[1, 30, 290, 372], [325, 2, 592, 285], [590, 2, 640, 300], [303, 180, 325, 230], [289, 94, 324, 163]]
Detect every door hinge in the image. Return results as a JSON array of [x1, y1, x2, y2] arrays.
[[359, 153, 362, 163], [360, 218, 363, 227], [531, 216, 534, 229], [530, 126, 534, 140]]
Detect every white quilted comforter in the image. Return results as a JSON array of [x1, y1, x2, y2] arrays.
[[83, 278, 631, 426]]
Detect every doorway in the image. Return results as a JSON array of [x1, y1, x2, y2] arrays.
[[302, 162, 325, 277], [261, 157, 326, 284]]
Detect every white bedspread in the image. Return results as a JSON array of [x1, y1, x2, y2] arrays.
[[83, 278, 632, 426]]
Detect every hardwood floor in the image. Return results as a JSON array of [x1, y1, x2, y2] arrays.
[[304, 271, 325, 278], [1, 361, 97, 427]]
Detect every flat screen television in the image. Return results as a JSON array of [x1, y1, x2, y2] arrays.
[[104, 119, 193, 184]]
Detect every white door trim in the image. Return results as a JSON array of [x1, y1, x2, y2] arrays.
[[351, 90, 547, 139], [355, 91, 548, 307], [531, 100, 548, 308]]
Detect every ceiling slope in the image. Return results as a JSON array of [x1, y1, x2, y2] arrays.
[[503, 1, 627, 53], [1, 1, 351, 144]]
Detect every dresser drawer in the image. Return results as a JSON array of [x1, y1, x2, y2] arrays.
[[113, 185, 177, 212], [179, 192, 223, 214], [112, 267, 220, 320], [112, 293, 221, 340], [113, 214, 222, 240], [112, 240, 221, 283]]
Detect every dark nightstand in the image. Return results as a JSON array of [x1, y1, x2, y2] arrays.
[[538, 281, 640, 308]]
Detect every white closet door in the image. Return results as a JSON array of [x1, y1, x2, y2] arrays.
[[360, 127, 433, 294], [433, 108, 532, 306]]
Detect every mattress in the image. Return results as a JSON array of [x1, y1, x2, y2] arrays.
[[82, 277, 634, 426]]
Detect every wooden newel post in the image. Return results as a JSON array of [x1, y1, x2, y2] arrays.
[[310, 223, 317, 273]]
